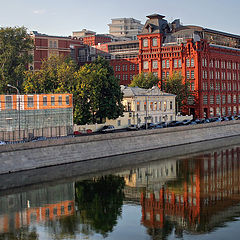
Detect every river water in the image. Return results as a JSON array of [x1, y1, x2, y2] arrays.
[[1, 145, 240, 240]]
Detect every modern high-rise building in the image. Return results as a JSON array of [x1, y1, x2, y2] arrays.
[[108, 18, 144, 40]]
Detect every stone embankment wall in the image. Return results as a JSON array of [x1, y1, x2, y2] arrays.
[[0, 121, 240, 175]]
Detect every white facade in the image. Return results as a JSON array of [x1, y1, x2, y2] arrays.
[[121, 86, 176, 126]]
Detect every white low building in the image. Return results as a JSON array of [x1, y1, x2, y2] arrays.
[[74, 85, 177, 132], [120, 85, 176, 127]]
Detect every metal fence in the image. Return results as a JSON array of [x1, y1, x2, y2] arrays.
[[0, 125, 73, 142], [0, 107, 73, 142]]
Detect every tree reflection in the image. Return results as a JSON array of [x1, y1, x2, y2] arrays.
[[0, 227, 39, 240], [75, 175, 125, 237]]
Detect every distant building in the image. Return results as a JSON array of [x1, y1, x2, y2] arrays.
[[72, 29, 112, 46], [108, 18, 144, 40], [72, 29, 96, 37], [30, 31, 83, 70], [0, 93, 73, 141]]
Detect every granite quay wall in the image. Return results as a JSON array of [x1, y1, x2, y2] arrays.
[[0, 121, 240, 175]]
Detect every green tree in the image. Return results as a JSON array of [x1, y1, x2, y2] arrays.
[[162, 71, 193, 112], [129, 72, 159, 89], [24, 56, 124, 125], [24, 55, 77, 94], [74, 57, 124, 124], [0, 26, 33, 93]]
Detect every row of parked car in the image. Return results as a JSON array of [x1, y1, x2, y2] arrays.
[[2, 115, 239, 144], [97, 115, 240, 133]]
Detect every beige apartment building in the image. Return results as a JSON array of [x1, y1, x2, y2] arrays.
[[120, 85, 176, 127], [108, 18, 144, 40]]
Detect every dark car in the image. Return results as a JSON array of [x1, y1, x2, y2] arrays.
[[180, 119, 192, 125], [155, 122, 167, 128], [227, 116, 235, 121], [167, 121, 182, 127], [233, 115, 240, 120], [209, 117, 221, 122], [99, 125, 115, 133], [140, 123, 155, 129], [221, 117, 229, 121], [31, 136, 47, 142], [189, 120, 197, 125]]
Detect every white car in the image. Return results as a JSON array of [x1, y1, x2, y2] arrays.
[[127, 124, 139, 131], [99, 125, 115, 133], [0, 141, 6, 145]]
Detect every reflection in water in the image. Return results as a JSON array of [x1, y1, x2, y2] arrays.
[[0, 176, 125, 239], [0, 146, 240, 239], [75, 175, 125, 237], [0, 183, 75, 239], [137, 147, 240, 239]]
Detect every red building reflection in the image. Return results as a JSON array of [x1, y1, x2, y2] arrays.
[[140, 147, 240, 234]]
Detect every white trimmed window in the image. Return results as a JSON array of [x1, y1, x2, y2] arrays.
[[143, 39, 148, 47], [143, 61, 149, 69], [152, 60, 158, 69]]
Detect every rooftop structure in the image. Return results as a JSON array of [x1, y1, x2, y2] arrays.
[[72, 29, 96, 37], [108, 17, 144, 40]]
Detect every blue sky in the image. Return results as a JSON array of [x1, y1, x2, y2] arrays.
[[0, 0, 239, 36]]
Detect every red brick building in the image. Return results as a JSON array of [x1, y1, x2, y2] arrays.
[[137, 14, 240, 118], [30, 31, 83, 70], [30, 14, 240, 119], [93, 14, 240, 118]]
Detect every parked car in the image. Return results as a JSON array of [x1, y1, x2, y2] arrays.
[[0, 140, 6, 145], [99, 125, 115, 133], [155, 122, 167, 128], [167, 121, 182, 127], [189, 120, 197, 125], [74, 131, 82, 136], [180, 119, 192, 125], [227, 116, 235, 121], [209, 117, 221, 122], [221, 116, 229, 121], [31, 136, 47, 142], [140, 123, 155, 129], [233, 115, 240, 120], [202, 118, 210, 123], [126, 124, 139, 131]]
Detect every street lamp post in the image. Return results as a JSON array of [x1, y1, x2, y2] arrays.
[[145, 95, 148, 130], [7, 84, 21, 140]]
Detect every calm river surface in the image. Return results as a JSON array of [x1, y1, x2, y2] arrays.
[[1, 145, 240, 239]]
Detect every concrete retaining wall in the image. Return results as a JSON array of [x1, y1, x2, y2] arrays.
[[0, 121, 240, 175]]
